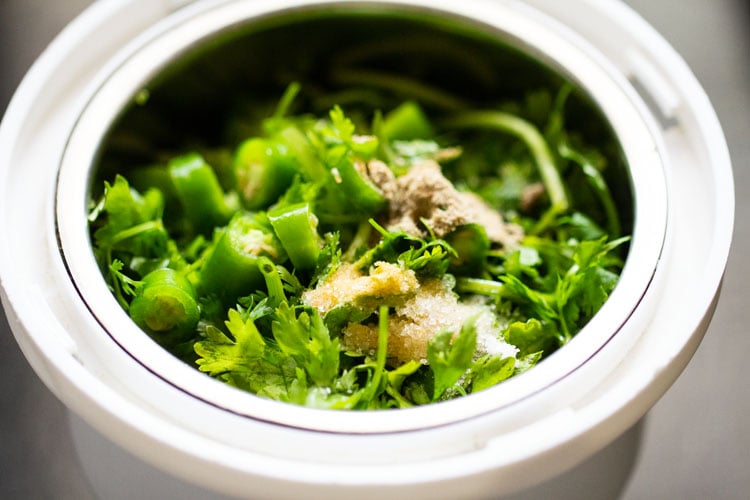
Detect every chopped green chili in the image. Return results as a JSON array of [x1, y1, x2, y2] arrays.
[[129, 268, 200, 337], [168, 153, 233, 236], [198, 213, 284, 305], [267, 203, 321, 271]]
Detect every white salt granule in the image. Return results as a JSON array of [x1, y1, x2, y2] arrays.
[[340, 276, 518, 365]]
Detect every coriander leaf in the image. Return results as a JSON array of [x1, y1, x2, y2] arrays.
[[398, 240, 456, 277], [505, 318, 558, 358], [323, 105, 379, 158], [392, 139, 440, 160], [428, 315, 478, 401], [504, 245, 542, 279], [555, 236, 626, 336], [195, 309, 296, 397], [356, 222, 456, 277], [271, 302, 340, 387], [471, 355, 515, 392], [91, 174, 168, 260], [301, 367, 368, 410], [304, 386, 362, 409], [403, 371, 432, 406], [501, 237, 625, 344], [556, 212, 607, 241], [386, 360, 422, 408], [322, 303, 371, 336], [326, 106, 356, 145], [501, 274, 558, 326], [514, 351, 543, 376], [195, 309, 266, 377], [311, 231, 342, 287], [107, 259, 140, 309]]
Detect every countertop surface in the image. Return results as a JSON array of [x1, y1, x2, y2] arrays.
[[1, 1, 748, 498]]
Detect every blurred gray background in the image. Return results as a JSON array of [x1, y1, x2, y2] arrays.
[[1, 1, 748, 498]]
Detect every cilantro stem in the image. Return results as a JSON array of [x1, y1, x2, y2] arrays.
[[385, 385, 413, 408], [272, 82, 301, 122], [360, 305, 389, 405], [455, 277, 505, 299], [441, 110, 569, 233], [559, 142, 622, 237], [107, 255, 131, 310], [547, 84, 620, 237], [557, 303, 572, 344], [110, 220, 165, 247], [376, 305, 389, 373], [343, 220, 372, 262], [330, 68, 467, 111]]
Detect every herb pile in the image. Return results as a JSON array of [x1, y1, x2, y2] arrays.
[[89, 82, 628, 410]]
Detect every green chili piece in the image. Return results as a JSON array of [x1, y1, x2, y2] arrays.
[[168, 153, 232, 236], [128, 165, 177, 202], [234, 137, 297, 210], [332, 155, 386, 215], [446, 223, 490, 275], [381, 101, 434, 140], [268, 203, 321, 271], [129, 268, 200, 337], [198, 213, 284, 304]]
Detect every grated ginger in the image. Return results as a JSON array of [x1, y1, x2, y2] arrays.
[[302, 261, 419, 315]]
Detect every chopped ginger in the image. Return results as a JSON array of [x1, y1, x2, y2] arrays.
[[367, 160, 524, 248], [302, 261, 419, 315]]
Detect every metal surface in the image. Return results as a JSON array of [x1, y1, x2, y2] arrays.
[[0, 0, 747, 498]]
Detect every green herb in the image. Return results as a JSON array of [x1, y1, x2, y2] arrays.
[[428, 315, 478, 401]]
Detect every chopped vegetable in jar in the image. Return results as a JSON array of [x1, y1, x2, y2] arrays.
[[89, 81, 628, 410]]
